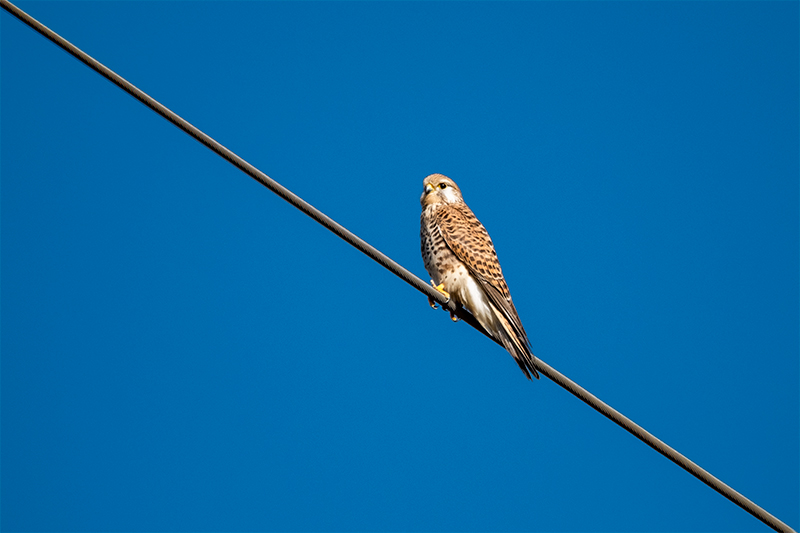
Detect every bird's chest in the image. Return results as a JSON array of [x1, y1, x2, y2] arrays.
[[421, 206, 467, 288]]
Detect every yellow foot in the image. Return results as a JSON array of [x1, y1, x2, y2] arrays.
[[429, 281, 450, 305], [450, 311, 460, 322]]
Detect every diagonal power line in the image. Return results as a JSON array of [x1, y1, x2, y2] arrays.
[[2, 2, 795, 532]]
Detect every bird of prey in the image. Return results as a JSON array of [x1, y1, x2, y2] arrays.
[[420, 173, 540, 380]]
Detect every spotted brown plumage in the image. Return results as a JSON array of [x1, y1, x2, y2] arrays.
[[420, 173, 540, 380]]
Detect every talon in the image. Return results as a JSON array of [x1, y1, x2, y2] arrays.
[[430, 280, 451, 304], [428, 296, 438, 309], [450, 312, 460, 322]]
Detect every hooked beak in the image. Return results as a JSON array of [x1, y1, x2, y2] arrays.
[[424, 183, 434, 194]]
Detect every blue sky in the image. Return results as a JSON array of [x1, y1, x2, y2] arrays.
[[2, 1, 798, 532]]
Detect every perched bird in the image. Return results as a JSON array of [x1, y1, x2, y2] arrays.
[[420, 173, 540, 380]]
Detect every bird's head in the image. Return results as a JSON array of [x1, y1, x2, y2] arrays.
[[420, 173, 463, 207]]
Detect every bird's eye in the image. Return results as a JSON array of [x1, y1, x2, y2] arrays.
[[439, 183, 447, 189]]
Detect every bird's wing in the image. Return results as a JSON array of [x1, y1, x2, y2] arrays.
[[432, 204, 529, 343]]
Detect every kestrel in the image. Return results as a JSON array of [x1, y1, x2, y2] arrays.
[[420, 173, 540, 380]]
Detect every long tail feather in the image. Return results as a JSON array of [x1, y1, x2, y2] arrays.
[[490, 306, 540, 380]]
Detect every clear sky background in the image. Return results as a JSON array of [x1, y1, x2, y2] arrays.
[[2, 2, 798, 532]]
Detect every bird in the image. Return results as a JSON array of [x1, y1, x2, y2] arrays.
[[420, 173, 540, 380]]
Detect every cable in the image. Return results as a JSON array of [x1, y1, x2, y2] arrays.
[[1, 2, 795, 532]]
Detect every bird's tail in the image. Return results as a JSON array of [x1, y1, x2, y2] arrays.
[[490, 307, 540, 380]]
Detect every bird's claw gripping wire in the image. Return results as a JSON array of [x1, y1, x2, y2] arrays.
[[427, 281, 459, 321], [428, 281, 450, 309]]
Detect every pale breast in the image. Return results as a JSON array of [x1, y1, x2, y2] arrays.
[[420, 204, 498, 331], [421, 205, 473, 305]]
